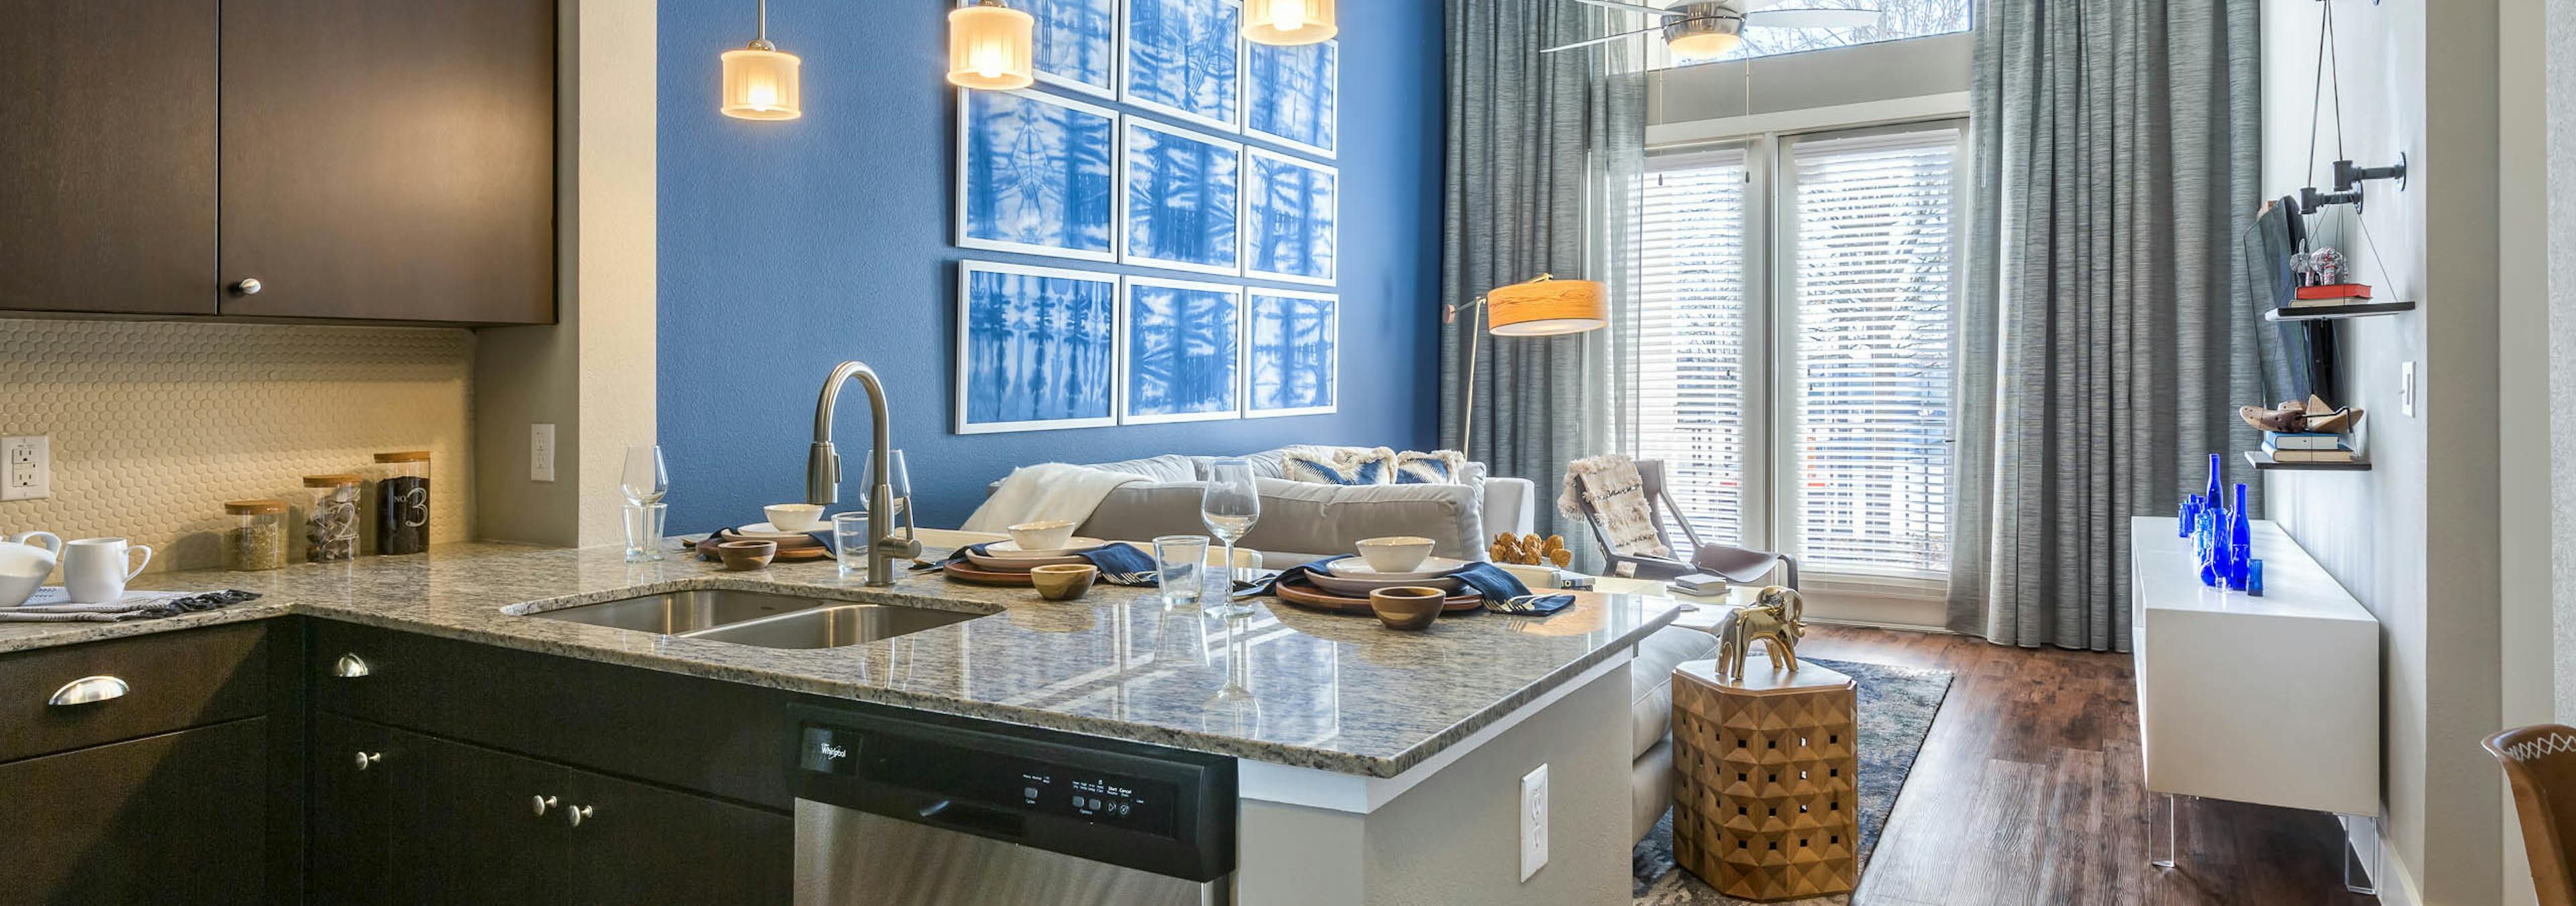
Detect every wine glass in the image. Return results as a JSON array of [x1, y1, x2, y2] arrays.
[[863, 450, 912, 538], [619, 444, 667, 506], [1200, 458, 1260, 618]]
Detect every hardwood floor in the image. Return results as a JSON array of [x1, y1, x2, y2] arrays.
[[1800, 625, 2377, 906]]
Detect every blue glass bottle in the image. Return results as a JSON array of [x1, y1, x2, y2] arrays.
[[2178, 494, 2200, 536], [2226, 483, 2253, 590], [2203, 454, 2224, 520]]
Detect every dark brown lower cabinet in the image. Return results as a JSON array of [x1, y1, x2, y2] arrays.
[[0, 718, 270, 906], [309, 712, 792, 905]]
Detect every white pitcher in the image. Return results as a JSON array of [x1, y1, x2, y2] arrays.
[[0, 536, 56, 607], [5, 530, 61, 556], [62, 537, 152, 604]]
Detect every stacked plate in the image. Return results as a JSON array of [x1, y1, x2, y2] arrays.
[[709, 523, 833, 560], [1298, 556, 1470, 596], [963, 538, 1108, 572]]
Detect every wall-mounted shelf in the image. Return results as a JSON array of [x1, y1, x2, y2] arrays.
[[2262, 301, 2415, 322], [2245, 450, 2369, 471]]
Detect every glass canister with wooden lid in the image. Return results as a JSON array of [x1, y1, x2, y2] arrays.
[[373, 450, 432, 555], [303, 473, 362, 562], [225, 499, 289, 570]]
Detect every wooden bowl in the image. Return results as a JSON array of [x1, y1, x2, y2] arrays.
[[1368, 586, 1447, 631], [715, 540, 776, 571], [1029, 563, 1099, 601]]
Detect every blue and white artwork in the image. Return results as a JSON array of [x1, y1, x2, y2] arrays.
[[1121, 276, 1242, 424], [957, 262, 1122, 434], [1122, 119, 1240, 276], [1244, 39, 1336, 158], [1024, 0, 1119, 97], [957, 89, 1118, 261], [1245, 290, 1337, 417], [1122, 0, 1242, 132], [1242, 147, 1336, 285]]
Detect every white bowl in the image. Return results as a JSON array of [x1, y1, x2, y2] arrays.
[[763, 504, 826, 532], [1008, 519, 1079, 551], [1354, 536, 1436, 573], [1326, 555, 1466, 582]]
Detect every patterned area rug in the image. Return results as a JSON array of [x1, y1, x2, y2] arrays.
[[1633, 658, 1955, 905]]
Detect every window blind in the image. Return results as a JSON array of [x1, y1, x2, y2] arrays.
[[1635, 148, 1752, 550], [1784, 128, 1958, 578]]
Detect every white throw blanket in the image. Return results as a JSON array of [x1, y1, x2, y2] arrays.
[[961, 463, 1148, 534]]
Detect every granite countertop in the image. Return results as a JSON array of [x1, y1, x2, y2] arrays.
[[0, 540, 1684, 778]]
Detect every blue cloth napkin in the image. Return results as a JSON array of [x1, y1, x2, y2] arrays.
[[1250, 556, 1534, 603], [917, 542, 1161, 587]]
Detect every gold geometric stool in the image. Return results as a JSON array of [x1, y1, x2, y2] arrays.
[[1669, 659, 1859, 901]]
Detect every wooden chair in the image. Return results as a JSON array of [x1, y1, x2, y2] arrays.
[[2487, 723, 2576, 906], [1569, 458, 1798, 587]]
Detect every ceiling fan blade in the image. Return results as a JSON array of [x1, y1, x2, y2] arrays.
[[1542, 27, 1662, 54], [1570, 0, 1684, 17], [1743, 7, 1881, 28]]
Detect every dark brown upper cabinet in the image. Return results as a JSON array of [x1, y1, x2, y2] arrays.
[[0, 0, 221, 315], [219, 0, 556, 323], [0, 0, 555, 324]]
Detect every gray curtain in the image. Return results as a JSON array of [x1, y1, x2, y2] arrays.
[[1439, 0, 1646, 554], [1948, 0, 2268, 650]]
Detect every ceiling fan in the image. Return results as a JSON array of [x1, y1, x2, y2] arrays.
[[1544, 0, 1882, 60]]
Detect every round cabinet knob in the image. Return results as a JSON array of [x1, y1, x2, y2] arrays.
[[565, 805, 594, 827], [231, 278, 262, 296], [531, 795, 557, 817], [354, 751, 382, 771]]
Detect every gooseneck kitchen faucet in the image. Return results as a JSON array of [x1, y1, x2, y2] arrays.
[[806, 360, 920, 586]]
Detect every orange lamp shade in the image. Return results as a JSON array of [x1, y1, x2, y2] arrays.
[[1244, 0, 1338, 46], [1485, 274, 1608, 336], [721, 46, 803, 120], [949, 1, 1036, 90]]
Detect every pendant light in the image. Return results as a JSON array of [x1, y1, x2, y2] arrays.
[[721, 0, 802, 120], [1244, 0, 1338, 46], [949, 1, 1036, 90]]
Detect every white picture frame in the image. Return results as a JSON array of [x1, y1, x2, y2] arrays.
[[955, 89, 1122, 262], [1118, 274, 1245, 425], [955, 260, 1125, 435], [1242, 288, 1338, 418], [960, 0, 1122, 100], [1240, 145, 1338, 287], [1119, 117, 1244, 277], [1242, 38, 1337, 159], [1119, 0, 1245, 134]]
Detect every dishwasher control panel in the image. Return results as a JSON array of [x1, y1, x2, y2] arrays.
[[801, 723, 1179, 836]]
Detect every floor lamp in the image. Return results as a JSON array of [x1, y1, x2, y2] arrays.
[[1444, 274, 1610, 462]]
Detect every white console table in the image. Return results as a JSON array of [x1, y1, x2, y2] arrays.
[[2128, 516, 2380, 893]]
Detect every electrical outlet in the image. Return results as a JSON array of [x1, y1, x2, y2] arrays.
[[1519, 764, 1549, 882], [2, 435, 51, 501], [529, 423, 556, 483], [2400, 362, 2416, 417]]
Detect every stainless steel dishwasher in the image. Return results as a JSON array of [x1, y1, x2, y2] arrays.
[[790, 704, 1236, 906]]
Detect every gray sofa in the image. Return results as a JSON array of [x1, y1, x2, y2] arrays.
[[1020, 446, 1536, 567]]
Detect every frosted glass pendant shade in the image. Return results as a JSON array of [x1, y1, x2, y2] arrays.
[[949, 2, 1036, 90], [722, 45, 803, 119], [1663, 15, 1743, 60], [1244, 0, 1337, 46]]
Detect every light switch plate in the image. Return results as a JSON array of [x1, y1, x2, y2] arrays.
[[529, 423, 556, 483], [2400, 362, 2416, 417], [3, 435, 50, 501], [1519, 764, 1549, 881]]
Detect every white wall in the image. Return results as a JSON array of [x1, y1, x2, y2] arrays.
[[2260, 1, 2510, 903]]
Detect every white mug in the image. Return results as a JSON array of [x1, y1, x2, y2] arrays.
[[62, 537, 152, 604], [5, 531, 62, 556]]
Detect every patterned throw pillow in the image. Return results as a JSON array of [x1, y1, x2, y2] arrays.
[[1394, 450, 1468, 485], [1282, 448, 1394, 485], [1559, 454, 1672, 559]]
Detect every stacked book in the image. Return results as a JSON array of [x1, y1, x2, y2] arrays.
[[2263, 431, 2357, 462], [2288, 283, 2373, 308]]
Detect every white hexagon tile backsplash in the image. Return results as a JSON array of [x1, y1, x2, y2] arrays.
[[0, 318, 475, 573]]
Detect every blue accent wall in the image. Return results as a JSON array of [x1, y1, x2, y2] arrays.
[[658, 2, 1444, 532]]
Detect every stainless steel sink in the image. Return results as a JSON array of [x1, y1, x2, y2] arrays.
[[680, 605, 978, 649], [523, 589, 841, 634]]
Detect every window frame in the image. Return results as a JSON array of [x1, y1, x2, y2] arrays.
[[1639, 115, 1969, 598]]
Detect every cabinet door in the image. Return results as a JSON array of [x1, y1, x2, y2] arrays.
[[0, 719, 269, 906], [558, 764, 795, 905], [0, 0, 219, 315], [393, 732, 568, 904], [218, 0, 555, 323], [309, 713, 410, 906]]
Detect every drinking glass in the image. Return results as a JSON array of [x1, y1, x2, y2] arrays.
[[1152, 535, 1209, 610], [623, 502, 666, 562], [620, 444, 668, 507], [1199, 459, 1260, 618], [833, 512, 870, 578], [863, 450, 913, 537]]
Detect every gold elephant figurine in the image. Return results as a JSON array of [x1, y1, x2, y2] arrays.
[[1711, 585, 1807, 681]]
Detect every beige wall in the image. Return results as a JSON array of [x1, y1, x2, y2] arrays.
[[0, 319, 474, 572]]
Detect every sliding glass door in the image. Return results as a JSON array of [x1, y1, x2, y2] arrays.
[[1634, 121, 1964, 590]]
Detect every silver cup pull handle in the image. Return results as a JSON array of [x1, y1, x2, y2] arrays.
[[333, 653, 370, 678], [48, 675, 128, 706]]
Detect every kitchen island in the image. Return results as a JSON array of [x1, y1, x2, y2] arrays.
[[1, 539, 1681, 905]]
